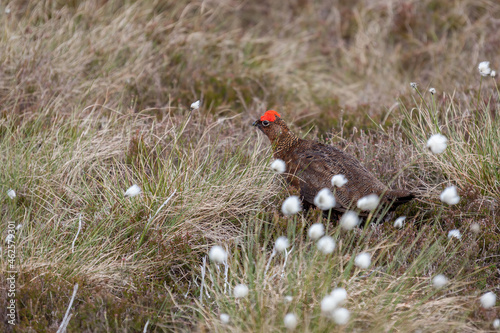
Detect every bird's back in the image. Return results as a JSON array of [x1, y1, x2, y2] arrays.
[[276, 139, 411, 211]]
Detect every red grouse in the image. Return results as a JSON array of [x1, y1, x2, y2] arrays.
[[253, 110, 414, 213]]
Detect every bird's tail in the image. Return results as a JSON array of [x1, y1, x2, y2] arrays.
[[384, 189, 415, 207]]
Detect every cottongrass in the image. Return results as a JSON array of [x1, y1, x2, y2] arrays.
[[429, 87, 436, 95], [234, 284, 249, 299], [491, 70, 497, 78], [410, 82, 418, 89], [470, 223, 480, 233], [282, 196, 302, 216], [331, 174, 348, 187], [317, 236, 335, 254], [275, 236, 290, 253], [493, 319, 499, 329], [308, 223, 325, 240], [284, 295, 293, 303], [321, 294, 339, 313], [7, 189, 16, 199], [354, 252, 371, 269], [447, 229, 462, 240], [314, 188, 336, 210], [432, 274, 448, 288], [209, 245, 227, 264], [393, 216, 406, 229], [440, 186, 460, 205], [332, 308, 350, 325], [340, 211, 359, 230], [426, 134, 448, 154], [270, 159, 286, 174], [478, 61, 491, 76], [220, 313, 230, 324], [190, 100, 200, 110], [357, 194, 380, 211], [283, 313, 298, 330], [124, 184, 141, 198], [330, 288, 347, 305], [480, 292, 497, 309]]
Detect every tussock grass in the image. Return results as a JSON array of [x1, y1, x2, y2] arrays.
[[0, 0, 499, 331]]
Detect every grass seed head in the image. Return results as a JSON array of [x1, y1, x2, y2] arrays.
[[491, 70, 497, 78], [447, 229, 462, 240], [440, 186, 460, 205], [7, 189, 16, 199], [209, 245, 227, 264], [314, 188, 336, 210], [282, 196, 302, 216], [478, 61, 491, 76], [480, 292, 497, 309], [270, 159, 286, 174], [284, 313, 298, 330], [393, 216, 406, 229], [220, 313, 230, 324], [330, 288, 347, 305], [317, 236, 335, 254], [357, 194, 380, 211], [429, 87, 436, 94], [321, 294, 339, 313], [234, 284, 249, 298], [355, 252, 371, 269], [308, 223, 325, 240], [190, 100, 200, 110], [124, 184, 141, 198], [426, 134, 448, 154], [410, 82, 418, 89], [275, 236, 290, 253], [332, 308, 350, 325], [331, 174, 348, 187], [340, 211, 359, 230], [493, 319, 499, 329], [432, 274, 449, 288]]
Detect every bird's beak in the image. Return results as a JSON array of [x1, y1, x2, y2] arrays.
[[252, 120, 259, 127]]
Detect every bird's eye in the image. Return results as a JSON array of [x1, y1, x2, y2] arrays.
[[262, 120, 270, 127]]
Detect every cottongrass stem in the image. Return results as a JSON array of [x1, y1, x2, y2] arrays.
[[56, 283, 78, 333], [71, 214, 82, 254], [199, 256, 207, 303]]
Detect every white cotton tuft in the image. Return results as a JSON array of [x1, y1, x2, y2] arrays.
[[447, 229, 462, 240], [478, 61, 492, 76], [432, 274, 448, 288], [332, 308, 350, 325], [440, 186, 460, 205], [354, 252, 371, 269], [492, 318, 499, 329], [470, 223, 480, 233], [393, 216, 406, 229], [283, 313, 298, 330], [321, 294, 339, 313], [275, 236, 290, 253], [220, 313, 230, 324], [234, 284, 249, 298], [270, 159, 286, 174], [124, 184, 141, 198], [426, 134, 448, 154], [429, 87, 436, 95], [308, 223, 325, 240], [284, 295, 293, 303], [209, 245, 227, 264], [340, 211, 359, 230], [7, 189, 16, 199], [314, 188, 336, 210], [330, 288, 347, 305], [491, 70, 497, 78], [16, 224, 22, 231], [331, 174, 348, 187], [410, 82, 418, 89], [282, 196, 302, 216], [317, 236, 335, 254], [357, 194, 380, 211], [480, 292, 497, 309], [190, 100, 200, 110]]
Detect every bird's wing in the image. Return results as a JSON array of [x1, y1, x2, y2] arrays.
[[292, 143, 387, 210]]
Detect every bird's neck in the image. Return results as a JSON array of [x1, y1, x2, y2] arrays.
[[272, 131, 300, 158]]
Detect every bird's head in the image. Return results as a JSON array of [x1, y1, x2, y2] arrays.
[[252, 110, 288, 143]]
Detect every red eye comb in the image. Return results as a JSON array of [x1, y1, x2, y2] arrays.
[[260, 110, 281, 122]]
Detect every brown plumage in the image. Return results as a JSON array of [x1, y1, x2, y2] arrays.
[[253, 110, 414, 213]]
